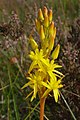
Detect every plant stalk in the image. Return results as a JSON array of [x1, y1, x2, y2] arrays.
[[40, 97, 45, 120]]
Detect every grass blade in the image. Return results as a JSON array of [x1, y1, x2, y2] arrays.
[[8, 66, 20, 120], [24, 101, 40, 120], [60, 91, 77, 120]]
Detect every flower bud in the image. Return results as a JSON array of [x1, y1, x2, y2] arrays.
[[48, 35, 54, 51], [38, 9, 44, 21], [53, 27, 56, 39], [51, 44, 60, 60], [29, 36, 38, 50], [44, 15, 49, 27], [43, 6, 48, 17], [39, 25, 45, 41], [35, 19, 40, 32], [49, 21, 54, 36], [49, 9, 52, 23]]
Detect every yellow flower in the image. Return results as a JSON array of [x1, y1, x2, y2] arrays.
[[42, 77, 63, 102], [28, 49, 46, 73], [22, 71, 45, 101], [22, 71, 42, 101], [39, 58, 64, 78]]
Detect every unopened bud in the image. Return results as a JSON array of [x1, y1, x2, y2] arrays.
[[44, 15, 49, 27], [29, 36, 38, 50], [48, 36, 54, 51], [49, 9, 52, 23], [51, 44, 60, 60], [53, 27, 56, 39], [39, 25, 45, 41], [38, 9, 44, 21], [49, 21, 54, 36], [43, 6, 48, 17]]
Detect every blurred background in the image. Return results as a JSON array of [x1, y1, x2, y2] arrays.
[[0, 0, 80, 120]]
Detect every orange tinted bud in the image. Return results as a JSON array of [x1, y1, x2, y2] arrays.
[[10, 57, 18, 64], [43, 6, 48, 17], [49, 9, 52, 22], [49, 21, 54, 36], [44, 15, 49, 27], [35, 19, 40, 32], [38, 9, 44, 21], [40, 25, 45, 40]]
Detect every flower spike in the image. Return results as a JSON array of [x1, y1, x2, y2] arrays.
[[22, 6, 64, 106]]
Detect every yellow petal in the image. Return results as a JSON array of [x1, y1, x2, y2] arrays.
[[52, 64, 62, 69], [25, 91, 33, 100], [42, 81, 51, 89], [31, 94, 35, 102], [21, 81, 32, 89], [53, 89, 60, 102], [38, 61, 46, 73], [34, 83, 37, 98], [48, 71, 57, 81], [53, 69, 64, 76], [28, 61, 37, 73], [42, 89, 51, 98]]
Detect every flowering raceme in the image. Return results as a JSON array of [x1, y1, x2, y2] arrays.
[[22, 6, 64, 103]]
